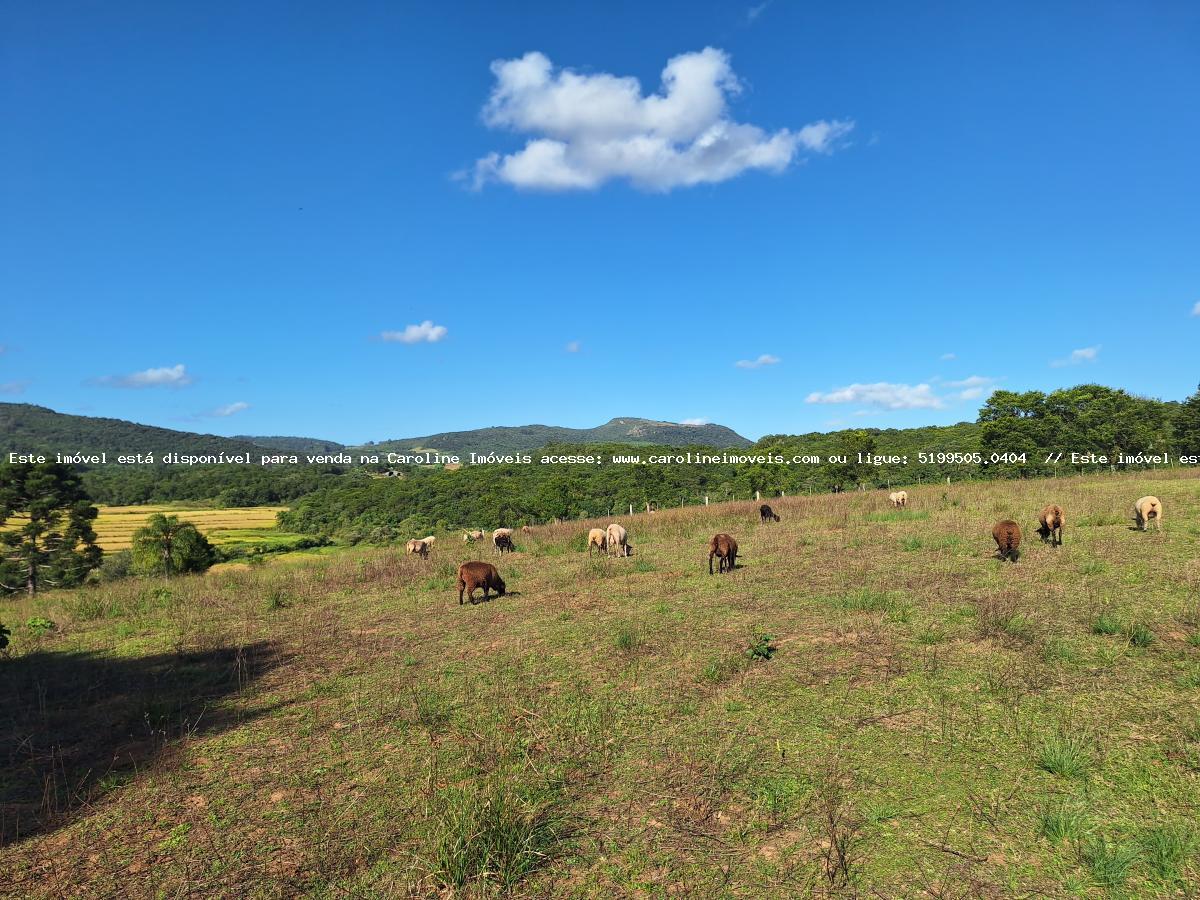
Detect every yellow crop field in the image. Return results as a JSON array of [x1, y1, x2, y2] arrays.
[[90, 505, 286, 551]]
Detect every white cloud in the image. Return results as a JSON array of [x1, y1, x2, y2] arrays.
[[469, 48, 853, 192], [735, 353, 781, 369], [0, 380, 28, 395], [681, 417, 709, 425], [94, 364, 192, 389], [944, 374, 998, 401], [805, 382, 945, 410], [1050, 345, 1100, 367], [205, 401, 250, 418], [565, 340, 581, 353], [380, 321, 448, 344], [1192, 301, 1200, 316], [940, 352, 957, 361]]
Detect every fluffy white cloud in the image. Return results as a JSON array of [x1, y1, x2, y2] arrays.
[[1050, 346, 1100, 367], [806, 382, 945, 410], [95, 364, 192, 389], [1192, 301, 1200, 316], [381, 321, 448, 344], [470, 48, 853, 192], [735, 354, 781, 369], [207, 401, 250, 417], [565, 340, 581, 353], [681, 417, 709, 425]]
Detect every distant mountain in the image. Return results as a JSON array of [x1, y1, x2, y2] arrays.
[[366, 417, 754, 454], [235, 435, 346, 453], [0, 403, 265, 458]]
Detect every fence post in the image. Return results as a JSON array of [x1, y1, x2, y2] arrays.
[[705, 496, 709, 506]]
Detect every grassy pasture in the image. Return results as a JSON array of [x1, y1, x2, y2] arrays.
[[89, 504, 290, 551], [2, 471, 1200, 896]]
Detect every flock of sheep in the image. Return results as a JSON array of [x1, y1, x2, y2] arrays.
[[411, 493, 1167, 605]]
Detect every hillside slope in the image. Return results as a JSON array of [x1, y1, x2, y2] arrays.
[[368, 416, 754, 453], [0, 403, 264, 458], [4, 470, 1199, 895]]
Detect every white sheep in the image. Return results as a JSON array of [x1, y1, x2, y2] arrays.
[[463, 529, 485, 543], [406, 538, 430, 558], [587, 528, 608, 555], [888, 490, 908, 508], [606, 523, 632, 557], [1134, 496, 1163, 531]]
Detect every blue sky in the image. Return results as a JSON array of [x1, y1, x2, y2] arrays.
[[2, 1, 1197, 443]]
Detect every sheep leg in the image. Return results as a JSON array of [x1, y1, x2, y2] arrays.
[[709, 552, 714, 575], [458, 581, 465, 605]]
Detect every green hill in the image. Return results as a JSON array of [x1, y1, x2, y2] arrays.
[[367, 417, 753, 454], [1, 403, 264, 458]]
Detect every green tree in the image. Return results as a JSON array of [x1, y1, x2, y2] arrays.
[[0, 462, 102, 595], [825, 430, 877, 488], [1173, 384, 1200, 454], [131, 514, 217, 577]]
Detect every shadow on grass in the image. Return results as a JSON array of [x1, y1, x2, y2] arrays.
[[0, 640, 285, 846]]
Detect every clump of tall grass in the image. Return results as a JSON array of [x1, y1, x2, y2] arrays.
[[1078, 834, 1140, 888], [1036, 731, 1092, 778], [423, 779, 563, 891], [1038, 800, 1088, 843]]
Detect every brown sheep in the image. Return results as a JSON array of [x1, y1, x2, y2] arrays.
[[1037, 505, 1064, 547], [708, 533, 739, 574], [587, 527, 608, 555], [759, 504, 780, 523], [457, 561, 506, 604], [1134, 496, 1162, 531], [521, 525, 533, 534], [494, 533, 516, 554], [992, 520, 1021, 562]]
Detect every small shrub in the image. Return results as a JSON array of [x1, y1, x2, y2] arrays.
[[24, 616, 56, 635], [99, 549, 134, 581], [1091, 612, 1122, 636], [1139, 823, 1197, 881], [745, 634, 777, 661], [0, 622, 9, 651], [1079, 835, 1140, 888], [900, 536, 923, 552], [1039, 801, 1087, 843], [1036, 731, 1092, 778], [752, 775, 805, 823], [1126, 622, 1155, 648]]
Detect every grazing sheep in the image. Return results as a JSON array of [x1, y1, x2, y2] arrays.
[[888, 491, 908, 509], [606, 523, 632, 557], [759, 504, 780, 523], [457, 561, 506, 604], [587, 528, 608, 555], [463, 529, 485, 543], [1037, 505, 1065, 547], [521, 525, 533, 534], [493, 528, 514, 541], [708, 533, 738, 574], [494, 533, 516, 554], [406, 538, 430, 559], [992, 520, 1021, 562], [1134, 496, 1163, 531]]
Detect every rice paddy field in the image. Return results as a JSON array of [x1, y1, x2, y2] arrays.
[[89, 504, 292, 552], [2, 470, 1200, 897]]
